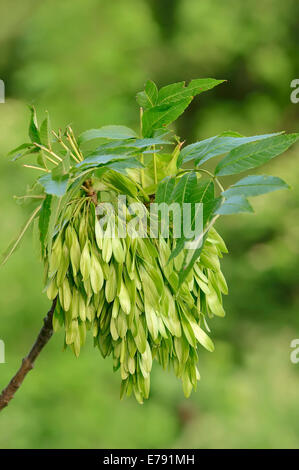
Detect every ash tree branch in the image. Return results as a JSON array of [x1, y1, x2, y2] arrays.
[[0, 297, 57, 412]]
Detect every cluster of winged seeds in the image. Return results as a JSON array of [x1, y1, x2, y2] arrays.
[[7, 78, 294, 404], [45, 189, 228, 403]]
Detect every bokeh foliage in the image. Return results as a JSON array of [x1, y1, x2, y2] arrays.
[[0, 0, 299, 448]]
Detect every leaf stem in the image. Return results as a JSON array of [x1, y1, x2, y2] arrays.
[[42, 154, 59, 166], [23, 165, 50, 173], [1, 204, 42, 266], [14, 195, 46, 200], [33, 143, 63, 163], [66, 129, 83, 162], [197, 169, 224, 192], [153, 145, 158, 185], [52, 131, 80, 164], [178, 168, 225, 193], [139, 107, 145, 188], [134, 181, 150, 202], [67, 127, 84, 161]]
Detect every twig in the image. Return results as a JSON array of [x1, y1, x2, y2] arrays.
[[33, 142, 63, 163], [153, 145, 158, 185], [14, 195, 46, 201], [139, 107, 145, 188], [178, 168, 225, 193], [67, 127, 84, 161], [84, 178, 98, 205], [0, 298, 57, 412], [52, 130, 80, 164], [1, 204, 42, 267], [23, 165, 50, 173]]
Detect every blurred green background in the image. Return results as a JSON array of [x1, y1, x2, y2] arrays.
[[1, 0, 299, 449]]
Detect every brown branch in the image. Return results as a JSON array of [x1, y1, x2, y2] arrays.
[[0, 297, 57, 412], [84, 178, 98, 206]]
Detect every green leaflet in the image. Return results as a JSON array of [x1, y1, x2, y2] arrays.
[[178, 198, 221, 285], [77, 153, 136, 170], [169, 178, 216, 268], [222, 175, 289, 198], [169, 202, 202, 262], [157, 78, 225, 105], [8, 143, 35, 162], [92, 136, 171, 156], [138, 78, 224, 112], [189, 178, 215, 204], [215, 133, 299, 176], [216, 196, 254, 215], [39, 111, 51, 148], [28, 105, 41, 144], [142, 99, 192, 138], [159, 177, 216, 268], [127, 136, 171, 148], [78, 125, 137, 145], [103, 171, 138, 198], [39, 173, 69, 197], [170, 172, 197, 204], [107, 158, 144, 174], [46, 196, 63, 261], [52, 154, 70, 178], [39, 194, 52, 256], [136, 80, 158, 110], [155, 176, 176, 204], [179, 131, 282, 166]]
